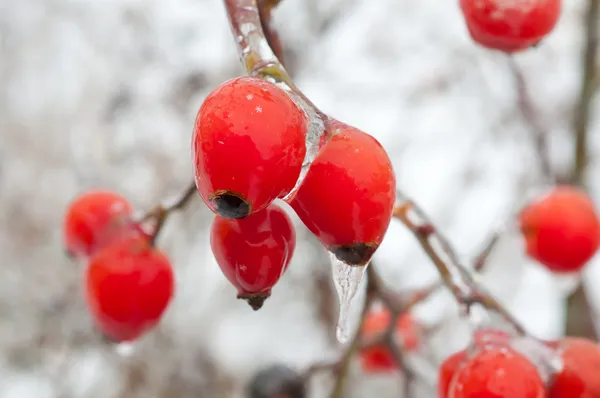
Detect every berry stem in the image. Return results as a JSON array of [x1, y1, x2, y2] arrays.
[[224, 0, 327, 120], [144, 182, 198, 245]]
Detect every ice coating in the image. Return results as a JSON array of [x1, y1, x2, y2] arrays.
[[224, 0, 329, 201], [281, 94, 326, 201], [330, 252, 368, 343]]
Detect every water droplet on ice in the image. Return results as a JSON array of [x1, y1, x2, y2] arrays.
[[330, 252, 367, 344]]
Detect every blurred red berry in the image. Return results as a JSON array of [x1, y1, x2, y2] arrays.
[[519, 185, 600, 273], [210, 203, 295, 310], [548, 337, 600, 398], [439, 349, 468, 398], [63, 190, 142, 258], [448, 346, 546, 398], [193, 76, 307, 219], [85, 236, 174, 342], [459, 0, 561, 53], [289, 119, 395, 266], [359, 309, 422, 373]]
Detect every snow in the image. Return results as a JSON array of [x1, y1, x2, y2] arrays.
[[0, 0, 598, 397]]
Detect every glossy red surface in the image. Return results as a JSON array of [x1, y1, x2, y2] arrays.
[[63, 190, 138, 258], [448, 346, 545, 398], [85, 236, 174, 342], [210, 203, 295, 305], [548, 338, 600, 398], [519, 185, 600, 273], [459, 0, 561, 52], [289, 119, 395, 265], [193, 76, 307, 218]]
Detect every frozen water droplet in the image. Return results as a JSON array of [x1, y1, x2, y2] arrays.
[[330, 252, 367, 344]]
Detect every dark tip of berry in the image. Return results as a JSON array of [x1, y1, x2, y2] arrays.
[[330, 242, 378, 266], [238, 292, 270, 311], [246, 364, 306, 398], [210, 190, 251, 219]]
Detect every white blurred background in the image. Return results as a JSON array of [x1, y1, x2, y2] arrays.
[[0, 0, 598, 397]]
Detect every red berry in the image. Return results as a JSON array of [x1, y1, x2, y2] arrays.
[[85, 236, 174, 342], [439, 350, 468, 398], [192, 76, 307, 219], [459, 0, 561, 53], [548, 337, 600, 398], [289, 120, 395, 265], [210, 203, 296, 310], [448, 346, 546, 398], [63, 190, 141, 258], [360, 309, 422, 373], [519, 185, 600, 273]]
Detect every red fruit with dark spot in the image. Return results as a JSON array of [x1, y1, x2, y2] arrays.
[[289, 119, 395, 266], [459, 0, 562, 53], [448, 346, 546, 398], [439, 349, 468, 398], [63, 190, 142, 258], [193, 76, 307, 219], [359, 309, 422, 373], [519, 185, 600, 273], [85, 236, 174, 342], [210, 203, 296, 310], [548, 337, 600, 398]]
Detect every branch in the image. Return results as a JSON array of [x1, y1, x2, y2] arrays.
[[571, 0, 599, 186], [257, 0, 286, 66], [393, 199, 527, 336], [142, 182, 198, 245], [507, 56, 555, 182]]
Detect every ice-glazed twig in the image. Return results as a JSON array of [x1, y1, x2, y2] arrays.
[[393, 198, 527, 336], [257, 0, 286, 65], [223, 0, 326, 120]]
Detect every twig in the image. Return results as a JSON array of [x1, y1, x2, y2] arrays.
[[143, 182, 198, 245], [393, 200, 527, 336], [571, 0, 599, 186], [507, 56, 554, 182], [257, 0, 286, 66], [566, 0, 600, 339], [223, 0, 327, 120]]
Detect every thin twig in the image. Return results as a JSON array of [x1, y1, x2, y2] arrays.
[[393, 200, 527, 336], [257, 0, 286, 66], [145, 182, 198, 245], [571, 0, 599, 186], [507, 56, 554, 182]]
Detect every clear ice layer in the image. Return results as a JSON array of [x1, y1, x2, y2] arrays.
[[330, 252, 368, 344]]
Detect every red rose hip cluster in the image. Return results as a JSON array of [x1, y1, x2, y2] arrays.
[[193, 76, 396, 309], [63, 191, 174, 342]]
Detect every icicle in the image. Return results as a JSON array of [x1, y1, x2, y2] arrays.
[[329, 252, 367, 343]]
